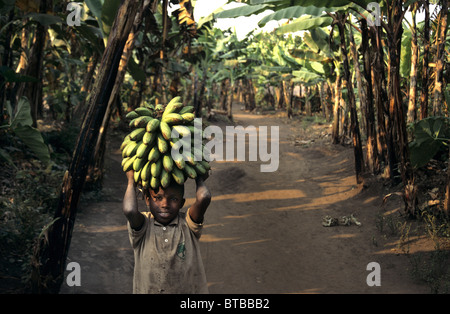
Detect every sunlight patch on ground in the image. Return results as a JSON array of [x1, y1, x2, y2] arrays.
[[81, 225, 127, 233], [212, 189, 306, 203], [200, 234, 240, 243], [329, 234, 356, 239], [232, 239, 271, 246], [373, 235, 438, 255]]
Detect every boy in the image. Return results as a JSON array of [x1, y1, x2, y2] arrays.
[[123, 170, 211, 294]]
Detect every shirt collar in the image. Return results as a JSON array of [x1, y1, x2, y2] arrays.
[[152, 213, 180, 226]]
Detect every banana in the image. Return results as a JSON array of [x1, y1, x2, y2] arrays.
[[134, 168, 142, 183], [143, 131, 156, 145], [146, 118, 160, 133], [121, 156, 130, 167], [151, 159, 162, 178], [167, 95, 182, 106], [162, 154, 174, 172], [133, 157, 146, 172], [122, 141, 131, 158], [172, 125, 191, 137], [141, 161, 151, 181], [157, 134, 169, 154], [124, 140, 140, 157], [181, 113, 195, 123], [132, 115, 152, 128], [123, 155, 137, 172], [122, 97, 210, 185], [182, 152, 197, 166], [178, 105, 194, 115], [150, 176, 160, 190], [148, 146, 161, 163], [120, 135, 131, 150], [171, 167, 185, 185], [194, 162, 207, 176], [199, 160, 211, 171], [129, 128, 146, 141], [134, 107, 153, 116], [163, 96, 183, 116], [162, 113, 184, 125], [160, 169, 171, 188], [173, 155, 186, 170], [160, 121, 172, 141], [125, 111, 139, 120], [136, 142, 151, 159], [183, 163, 197, 179]]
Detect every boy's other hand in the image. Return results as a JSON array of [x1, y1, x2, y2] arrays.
[[196, 170, 210, 183]]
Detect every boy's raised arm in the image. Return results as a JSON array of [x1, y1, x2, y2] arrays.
[[123, 170, 145, 230], [189, 175, 211, 224]]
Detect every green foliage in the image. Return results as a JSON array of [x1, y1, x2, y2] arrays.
[[0, 163, 64, 291], [0, 98, 50, 165], [409, 117, 450, 168]]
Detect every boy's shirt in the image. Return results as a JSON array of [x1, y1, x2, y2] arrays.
[[127, 208, 208, 294]]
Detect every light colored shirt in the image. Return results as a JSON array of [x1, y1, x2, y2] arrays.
[[127, 208, 208, 294]]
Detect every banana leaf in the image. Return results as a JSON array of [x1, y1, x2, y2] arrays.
[[409, 117, 450, 168], [400, 27, 412, 79], [214, 4, 271, 19], [5, 98, 50, 164], [276, 15, 333, 34], [292, 68, 322, 83], [25, 13, 63, 26], [249, 0, 374, 8], [258, 4, 351, 27]]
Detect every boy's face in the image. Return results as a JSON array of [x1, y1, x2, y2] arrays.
[[145, 186, 185, 225]]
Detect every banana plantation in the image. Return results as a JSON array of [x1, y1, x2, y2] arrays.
[[0, 0, 449, 294]]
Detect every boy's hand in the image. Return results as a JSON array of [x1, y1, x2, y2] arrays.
[[196, 170, 210, 183]]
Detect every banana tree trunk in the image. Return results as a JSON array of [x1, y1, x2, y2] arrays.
[[440, 0, 450, 217], [305, 86, 312, 116], [282, 80, 293, 118], [227, 81, 233, 120], [219, 79, 227, 111], [386, 0, 416, 215], [31, 0, 141, 293], [360, 18, 379, 174], [420, 0, 430, 119], [432, 0, 448, 115], [336, 13, 364, 184], [17, 0, 50, 127], [348, 22, 367, 135], [87, 8, 144, 189], [407, 5, 418, 124], [332, 73, 341, 144], [372, 23, 392, 180], [0, 9, 14, 125], [74, 50, 101, 121], [194, 66, 207, 117]]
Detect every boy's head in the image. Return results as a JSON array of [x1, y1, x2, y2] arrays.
[[144, 183, 185, 225]]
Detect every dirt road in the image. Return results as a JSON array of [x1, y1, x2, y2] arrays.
[[60, 107, 429, 294]]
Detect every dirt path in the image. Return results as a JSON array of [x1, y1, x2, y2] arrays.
[[60, 106, 429, 294]]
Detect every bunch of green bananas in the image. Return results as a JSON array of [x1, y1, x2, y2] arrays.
[[120, 96, 210, 190]]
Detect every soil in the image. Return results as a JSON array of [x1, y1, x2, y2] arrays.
[[59, 105, 432, 294]]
